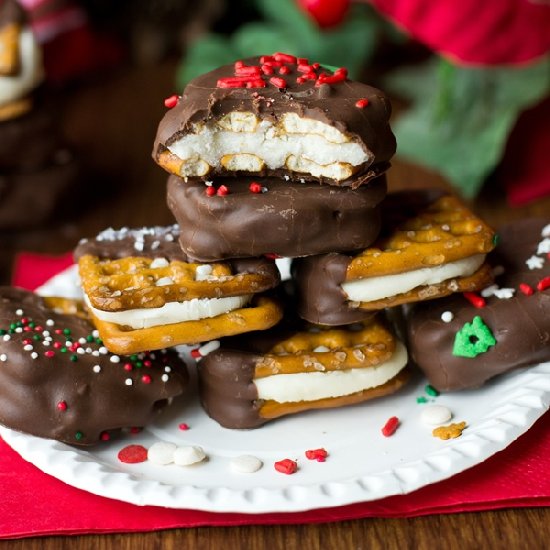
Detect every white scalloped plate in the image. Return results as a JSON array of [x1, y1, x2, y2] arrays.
[[1, 266, 549, 513]]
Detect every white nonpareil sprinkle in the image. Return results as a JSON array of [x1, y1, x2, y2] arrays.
[[92, 330, 99, 338], [148, 441, 177, 465], [46, 319, 55, 326], [42, 331, 50, 337], [99, 346, 108, 355], [173, 445, 206, 466], [31, 352, 38, 359], [198, 340, 220, 356], [537, 238, 550, 255], [493, 288, 515, 299], [155, 276, 174, 286], [0, 354, 7, 362], [78, 337, 86, 344], [481, 284, 498, 298], [150, 257, 169, 269], [15, 327, 23, 333], [110, 355, 120, 363], [23, 345, 33, 351], [161, 374, 169, 382], [230, 455, 263, 474], [164, 366, 171, 373], [15, 309, 23, 316], [92, 350, 100, 357], [420, 405, 453, 426], [77, 348, 85, 355], [541, 224, 550, 237], [526, 255, 544, 270], [93, 365, 101, 373], [3, 334, 10, 341], [124, 378, 133, 386], [441, 311, 454, 323], [42, 340, 50, 347]]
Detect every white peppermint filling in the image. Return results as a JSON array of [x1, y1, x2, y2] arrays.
[[167, 119, 369, 171], [85, 293, 252, 329], [255, 341, 408, 403], [342, 254, 486, 302]]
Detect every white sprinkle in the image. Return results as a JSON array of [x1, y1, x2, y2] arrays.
[[421, 405, 453, 426], [86, 347, 93, 354], [134, 240, 144, 252], [77, 347, 85, 355], [161, 373, 169, 382], [165, 234, 174, 242], [23, 345, 33, 351], [44, 336, 52, 342], [0, 354, 7, 362], [204, 180, 213, 187], [99, 347, 108, 355], [151, 241, 160, 250], [15, 309, 23, 316], [481, 284, 498, 298], [313, 345, 331, 352], [150, 257, 169, 269], [92, 350, 100, 357], [441, 311, 454, 323], [155, 276, 174, 286], [42, 331, 50, 337], [3, 334, 11, 341], [164, 366, 171, 373], [526, 255, 544, 270], [195, 264, 213, 281], [541, 224, 550, 237], [284, 175, 290, 181], [46, 319, 55, 326], [15, 327, 23, 333], [198, 340, 220, 356], [441, 224, 450, 231], [230, 455, 263, 474], [110, 355, 121, 363], [173, 445, 206, 466], [537, 238, 550, 255], [42, 340, 50, 347], [124, 378, 133, 386], [494, 288, 515, 299], [93, 365, 101, 373], [148, 441, 177, 465], [65, 340, 72, 347], [92, 330, 99, 338], [299, 178, 305, 183], [78, 337, 87, 345], [31, 352, 38, 359]]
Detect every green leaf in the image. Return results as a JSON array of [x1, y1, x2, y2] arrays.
[[232, 22, 307, 59], [176, 34, 238, 88], [385, 56, 550, 197]]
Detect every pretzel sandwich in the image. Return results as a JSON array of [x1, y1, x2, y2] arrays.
[[293, 189, 497, 325], [199, 317, 409, 429]]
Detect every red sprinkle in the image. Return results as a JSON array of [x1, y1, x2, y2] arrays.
[[130, 427, 142, 434], [297, 57, 309, 65], [124, 363, 133, 371], [269, 76, 287, 88], [355, 98, 369, 108], [100, 431, 111, 441], [264, 253, 281, 260], [260, 55, 274, 63], [261, 64, 274, 75], [164, 94, 179, 109], [45, 350, 55, 358], [190, 348, 202, 359], [22, 338, 32, 345], [381, 416, 400, 437], [296, 76, 306, 84], [279, 65, 291, 75], [53, 341, 62, 349], [463, 292, 486, 308], [246, 78, 266, 88], [305, 448, 328, 462], [143, 360, 152, 368], [205, 186, 216, 197], [117, 444, 148, 464], [178, 423, 190, 431], [519, 283, 534, 296], [141, 374, 152, 384], [235, 65, 261, 77], [274, 458, 298, 475], [217, 185, 230, 196], [57, 401, 67, 411], [273, 52, 296, 64], [537, 276, 550, 291], [249, 182, 262, 194]]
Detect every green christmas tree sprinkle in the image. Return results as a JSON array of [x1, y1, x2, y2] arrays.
[[452, 316, 496, 358]]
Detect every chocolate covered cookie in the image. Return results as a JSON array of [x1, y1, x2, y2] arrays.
[[293, 189, 496, 325], [198, 316, 409, 429], [153, 54, 395, 185], [0, 287, 188, 445], [75, 225, 282, 354], [406, 218, 550, 391], [166, 173, 386, 262]]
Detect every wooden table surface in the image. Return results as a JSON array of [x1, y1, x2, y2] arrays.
[[1, 62, 549, 549]]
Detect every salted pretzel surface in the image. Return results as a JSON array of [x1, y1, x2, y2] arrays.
[[346, 195, 496, 281], [79, 254, 276, 312], [255, 318, 396, 378], [90, 296, 283, 355]]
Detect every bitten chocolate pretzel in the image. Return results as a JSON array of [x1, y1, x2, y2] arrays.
[[406, 218, 550, 391], [75, 225, 282, 354], [167, 174, 386, 262], [293, 189, 496, 325], [0, 287, 188, 446], [198, 316, 409, 429], [153, 54, 395, 185]]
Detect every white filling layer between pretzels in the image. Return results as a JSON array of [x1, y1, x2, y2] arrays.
[[255, 341, 408, 403], [167, 113, 370, 180], [85, 294, 252, 329], [342, 254, 486, 302]]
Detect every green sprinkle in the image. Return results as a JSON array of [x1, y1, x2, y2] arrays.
[[33, 334, 41, 341], [61, 347, 67, 353], [136, 361, 143, 368], [28, 322, 35, 329], [75, 431, 83, 441], [70, 354, 78, 362], [9, 329, 14, 334], [130, 354, 138, 361], [86, 335, 95, 343], [63, 328, 71, 335], [9, 323, 16, 330], [453, 316, 496, 358], [0, 329, 6, 336], [416, 396, 428, 404], [96, 338, 103, 345], [425, 384, 439, 397]]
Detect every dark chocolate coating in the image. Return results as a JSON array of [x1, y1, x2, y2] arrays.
[[293, 252, 375, 325], [406, 218, 550, 391], [153, 56, 396, 186], [199, 350, 265, 429], [0, 287, 189, 445], [167, 174, 386, 262], [74, 224, 281, 290]]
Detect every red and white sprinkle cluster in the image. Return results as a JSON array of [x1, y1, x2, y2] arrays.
[[215, 53, 348, 90]]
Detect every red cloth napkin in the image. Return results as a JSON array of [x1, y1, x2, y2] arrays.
[[1, 253, 549, 539]]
